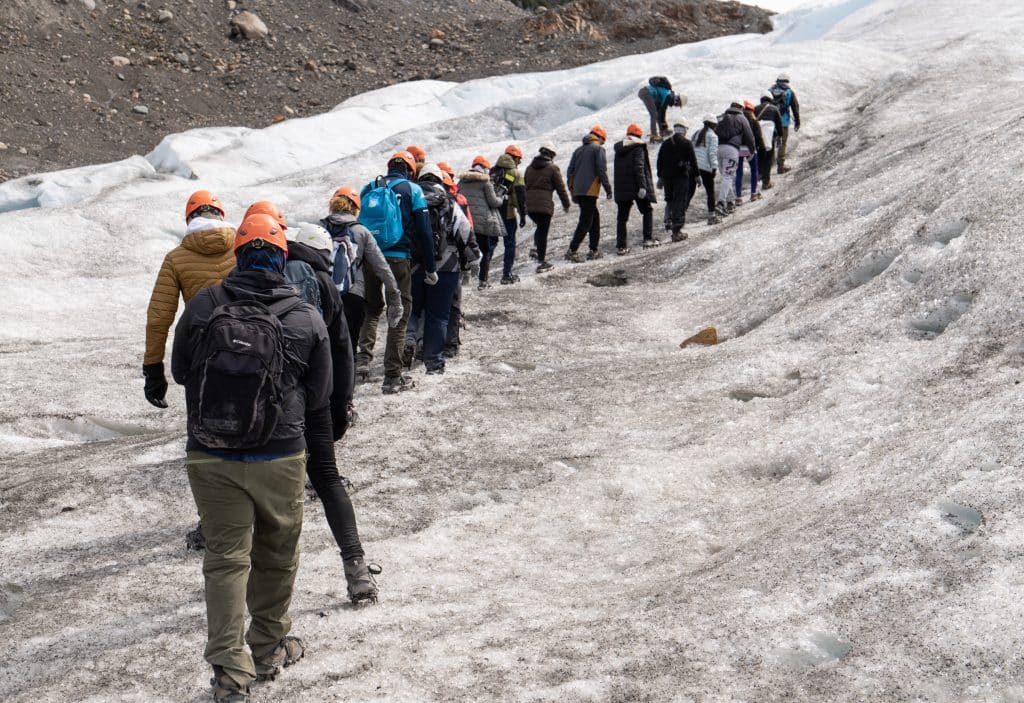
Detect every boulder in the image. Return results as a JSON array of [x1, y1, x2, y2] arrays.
[[111, 56, 131, 67], [231, 11, 269, 40]]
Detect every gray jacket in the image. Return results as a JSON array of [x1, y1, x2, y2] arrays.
[[320, 212, 401, 306], [458, 170, 505, 239], [566, 135, 612, 198]]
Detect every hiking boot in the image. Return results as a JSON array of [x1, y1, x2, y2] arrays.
[[671, 230, 688, 242], [528, 247, 538, 260], [211, 666, 249, 702], [500, 274, 520, 285], [536, 261, 554, 273], [725, 202, 736, 214], [616, 247, 630, 256], [715, 202, 728, 217], [778, 165, 791, 174], [355, 361, 369, 384], [707, 214, 720, 225], [564, 249, 585, 263], [477, 280, 490, 290], [186, 522, 205, 551], [751, 191, 763, 201], [381, 374, 414, 394], [442, 344, 459, 359], [642, 238, 662, 249], [734, 197, 744, 205], [586, 249, 603, 260], [649, 135, 664, 144], [425, 364, 445, 375], [763, 182, 774, 190], [401, 342, 415, 369], [344, 557, 382, 604], [254, 636, 305, 681]]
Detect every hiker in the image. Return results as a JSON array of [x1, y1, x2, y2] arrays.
[[458, 155, 505, 290], [755, 91, 783, 190], [715, 102, 755, 215], [406, 144, 427, 176], [407, 163, 479, 375], [565, 124, 613, 262], [319, 186, 403, 358], [284, 222, 378, 603], [438, 162, 473, 357], [492, 144, 527, 285], [656, 120, 700, 240], [638, 76, 684, 143], [613, 123, 658, 254], [171, 212, 332, 702], [693, 115, 720, 225], [524, 140, 571, 273], [143, 190, 235, 409], [356, 151, 436, 394], [769, 73, 801, 174], [735, 101, 765, 203]]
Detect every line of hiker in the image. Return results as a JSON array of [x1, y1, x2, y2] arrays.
[[140, 71, 801, 702]]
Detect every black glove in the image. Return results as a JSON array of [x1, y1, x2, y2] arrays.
[[143, 363, 168, 409], [571, 195, 580, 205], [519, 216, 527, 228]]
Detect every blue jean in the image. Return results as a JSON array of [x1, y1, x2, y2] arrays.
[[735, 153, 759, 197], [502, 218, 518, 278], [409, 269, 459, 370]]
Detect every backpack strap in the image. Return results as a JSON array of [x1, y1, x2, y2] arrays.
[[267, 296, 305, 320]]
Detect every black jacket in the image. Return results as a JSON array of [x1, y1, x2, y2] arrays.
[[612, 138, 656, 203], [287, 241, 354, 440], [656, 133, 699, 180], [171, 268, 333, 455], [755, 101, 783, 148], [716, 108, 755, 152]]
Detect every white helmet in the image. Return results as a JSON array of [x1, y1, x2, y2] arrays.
[[702, 113, 717, 125], [289, 222, 333, 252], [777, 72, 790, 82], [417, 162, 444, 183], [539, 141, 557, 156], [761, 90, 774, 101], [672, 116, 689, 129]]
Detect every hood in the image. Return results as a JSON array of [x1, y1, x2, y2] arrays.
[[458, 170, 489, 183], [181, 219, 235, 256], [221, 269, 296, 304], [495, 153, 517, 170], [321, 212, 358, 238], [528, 155, 553, 170], [613, 137, 645, 155], [581, 135, 602, 146], [725, 106, 742, 115], [287, 240, 331, 273]]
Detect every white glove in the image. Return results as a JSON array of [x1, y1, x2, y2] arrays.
[[386, 302, 404, 329], [424, 271, 439, 286], [637, 188, 647, 200]]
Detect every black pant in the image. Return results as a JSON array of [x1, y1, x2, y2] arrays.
[[342, 292, 365, 359], [569, 196, 601, 253], [478, 235, 498, 283], [615, 199, 652, 248], [304, 406, 364, 562], [699, 170, 716, 212], [529, 211, 553, 262], [663, 176, 692, 232], [446, 278, 462, 349], [757, 148, 774, 186]]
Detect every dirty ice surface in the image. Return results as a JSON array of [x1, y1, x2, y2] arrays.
[[3, 0, 1024, 700]]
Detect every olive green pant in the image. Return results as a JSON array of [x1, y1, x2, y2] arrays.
[[186, 450, 306, 686]]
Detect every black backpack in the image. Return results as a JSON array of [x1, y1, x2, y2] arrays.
[[284, 259, 322, 314], [649, 76, 672, 90], [422, 182, 456, 261], [187, 288, 302, 449], [490, 166, 510, 206]]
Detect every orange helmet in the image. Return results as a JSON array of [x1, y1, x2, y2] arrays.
[[437, 161, 455, 178], [332, 185, 361, 211], [389, 150, 417, 175], [743, 100, 756, 111], [590, 124, 607, 142], [441, 171, 455, 189], [471, 154, 491, 170], [244, 200, 287, 230], [406, 144, 427, 162], [626, 123, 643, 138], [504, 144, 523, 160], [185, 190, 225, 221], [234, 213, 288, 254]]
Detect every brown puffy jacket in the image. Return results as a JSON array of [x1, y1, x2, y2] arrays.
[[144, 223, 235, 365], [524, 155, 571, 216]]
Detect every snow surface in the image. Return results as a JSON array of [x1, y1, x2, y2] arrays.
[[3, 0, 1024, 700]]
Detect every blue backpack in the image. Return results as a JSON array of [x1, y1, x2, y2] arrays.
[[359, 176, 405, 252], [284, 259, 322, 314]]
